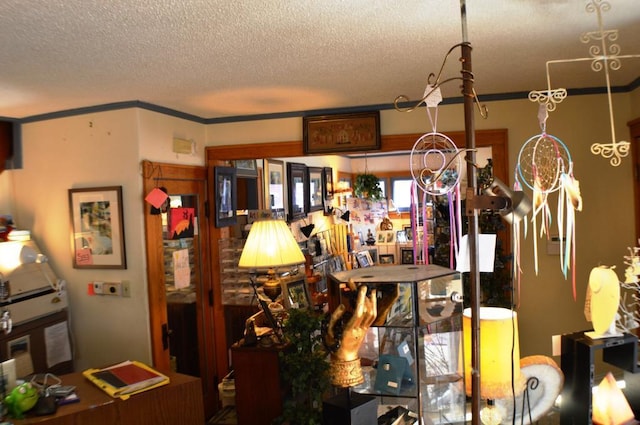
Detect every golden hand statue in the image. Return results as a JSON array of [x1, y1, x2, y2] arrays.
[[323, 282, 377, 387]]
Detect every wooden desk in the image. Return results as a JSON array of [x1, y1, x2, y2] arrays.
[[12, 370, 204, 425]]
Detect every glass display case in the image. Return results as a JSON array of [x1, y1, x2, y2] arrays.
[[328, 264, 465, 424]]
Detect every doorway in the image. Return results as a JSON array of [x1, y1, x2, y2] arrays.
[[142, 161, 218, 419]]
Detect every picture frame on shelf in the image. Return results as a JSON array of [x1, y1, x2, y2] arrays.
[[355, 250, 373, 268], [377, 230, 395, 245], [307, 166, 324, 213], [396, 230, 408, 244], [214, 166, 238, 228], [379, 254, 395, 265], [365, 247, 378, 264], [68, 186, 126, 269], [302, 111, 381, 155], [282, 276, 311, 309], [403, 226, 413, 242], [287, 162, 308, 221], [401, 248, 414, 265], [264, 159, 285, 212]]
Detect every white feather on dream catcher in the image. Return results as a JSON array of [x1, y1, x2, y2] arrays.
[[515, 105, 583, 300]]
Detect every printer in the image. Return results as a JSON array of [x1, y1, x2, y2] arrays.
[[0, 240, 68, 328]]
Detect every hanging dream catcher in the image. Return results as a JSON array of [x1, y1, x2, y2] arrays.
[[515, 130, 582, 299], [406, 85, 466, 268]]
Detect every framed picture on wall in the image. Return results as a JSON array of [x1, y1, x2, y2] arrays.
[[233, 159, 258, 177], [287, 162, 308, 221], [214, 166, 237, 228], [303, 111, 381, 155], [68, 186, 127, 269], [322, 167, 333, 200], [307, 166, 324, 213], [264, 159, 285, 213]]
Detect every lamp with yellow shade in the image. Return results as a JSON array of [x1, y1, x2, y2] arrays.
[[238, 219, 306, 303], [463, 307, 526, 425]]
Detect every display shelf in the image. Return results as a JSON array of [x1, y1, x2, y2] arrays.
[[328, 264, 465, 424], [218, 238, 253, 305]]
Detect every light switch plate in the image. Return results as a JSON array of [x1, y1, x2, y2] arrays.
[[552, 334, 561, 356]]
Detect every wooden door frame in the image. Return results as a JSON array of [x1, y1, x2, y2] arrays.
[[141, 160, 216, 416], [629, 117, 640, 244], [205, 129, 509, 364]]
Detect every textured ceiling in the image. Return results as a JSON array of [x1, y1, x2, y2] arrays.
[[0, 0, 639, 120]]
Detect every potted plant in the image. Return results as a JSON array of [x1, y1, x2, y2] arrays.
[[275, 308, 330, 425], [353, 173, 383, 200]]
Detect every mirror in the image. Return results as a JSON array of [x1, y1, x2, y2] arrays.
[[307, 167, 323, 212], [264, 159, 285, 212], [287, 162, 307, 220]]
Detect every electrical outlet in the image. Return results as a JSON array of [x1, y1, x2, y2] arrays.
[[92, 281, 104, 295], [121, 280, 131, 298], [102, 282, 121, 296]]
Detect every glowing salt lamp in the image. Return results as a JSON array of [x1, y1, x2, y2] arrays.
[[592, 372, 635, 425]]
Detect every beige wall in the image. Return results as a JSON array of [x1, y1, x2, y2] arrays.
[[6, 109, 150, 370], [0, 87, 637, 370]]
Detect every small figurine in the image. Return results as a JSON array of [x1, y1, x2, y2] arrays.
[[366, 229, 376, 246], [4, 382, 39, 418]]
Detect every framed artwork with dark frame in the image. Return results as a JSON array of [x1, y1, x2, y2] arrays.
[[282, 276, 311, 309], [307, 166, 324, 213], [233, 159, 258, 177], [302, 111, 381, 155], [400, 248, 415, 265], [68, 186, 126, 269], [287, 162, 308, 221], [214, 166, 237, 228], [322, 167, 333, 200], [379, 254, 395, 265]]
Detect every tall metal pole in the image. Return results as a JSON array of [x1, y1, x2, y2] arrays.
[[460, 1, 481, 424]]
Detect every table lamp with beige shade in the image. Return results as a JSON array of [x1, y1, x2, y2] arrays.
[[238, 218, 306, 303]]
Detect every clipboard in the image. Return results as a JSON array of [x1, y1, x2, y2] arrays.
[[83, 360, 170, 400]]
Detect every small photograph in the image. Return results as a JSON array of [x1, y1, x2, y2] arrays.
[[377, 232, 386, 244], [379, 254, 395, 265], [396, 230, 408, 244]]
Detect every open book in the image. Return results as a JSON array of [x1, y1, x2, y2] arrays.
[[83, 360, 170, 399]]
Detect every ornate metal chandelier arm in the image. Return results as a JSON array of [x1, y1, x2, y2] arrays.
[[394, 42, 487, 119]]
